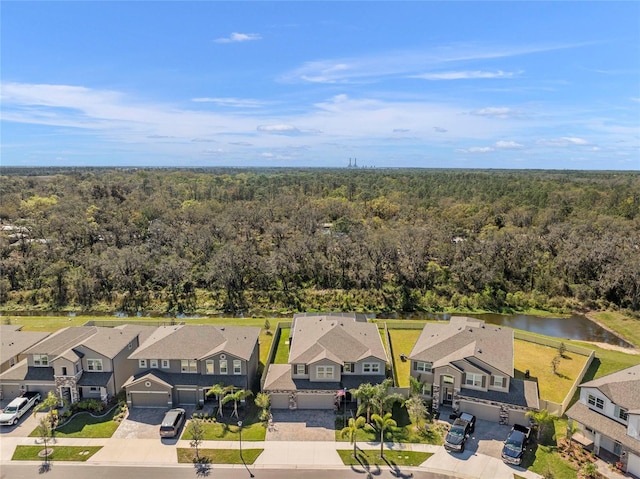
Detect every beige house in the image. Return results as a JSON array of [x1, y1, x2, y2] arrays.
[[409, 317, 539, 425], [0, 325, 49, 374], [566, 364, 640, 477], [0, 325, 152, 404], [123, 324, 260, 408], [264, 313, 389, 410]]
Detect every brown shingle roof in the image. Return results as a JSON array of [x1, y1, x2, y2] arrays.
[[580, 364, 640, 410], [128, 325, 259, 361], [288, 315, 387, 365], [409, 317, 513, 377]]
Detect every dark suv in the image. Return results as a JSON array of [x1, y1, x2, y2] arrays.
[[444, 413, 476, 452]]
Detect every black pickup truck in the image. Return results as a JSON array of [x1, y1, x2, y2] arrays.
[[501, 424, 531, 465], [444, 413, 476, 453]]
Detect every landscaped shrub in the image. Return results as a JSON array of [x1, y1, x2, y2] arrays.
[[73, 399, 105, 414]]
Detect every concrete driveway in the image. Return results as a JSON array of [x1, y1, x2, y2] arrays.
[[0, 409, 42, 437], [112, 407, 193, 440], [267, 409, 336, 441]]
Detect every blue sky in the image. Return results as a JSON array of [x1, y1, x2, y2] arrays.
[[2, 1, 639, 169]]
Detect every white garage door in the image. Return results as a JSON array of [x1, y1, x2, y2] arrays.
[[176, 389, 198, 405], [508, 409, 528, 427], [297, 393, 335, 409], [459, 400, 501, 422], [269, 393, 290, 409], [628, 452, 640, 479], [131, 392, 169, 408]]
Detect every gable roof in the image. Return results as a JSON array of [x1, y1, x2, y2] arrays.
[[0, 325, 50, 364], [580, 363, 640, 410], [409, 317, 513, 377], [288, 314, 387, 365], [79, 325, 155, 359], [22, 326, 98, 359], [128, 324, 259, 361]]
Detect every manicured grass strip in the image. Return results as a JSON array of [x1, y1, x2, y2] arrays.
[[337, 449, 432, 467], [12, 445, 102, 462], [387, 329, 421, 387], [526, 444, 578, 479], [29, 409, 120, 438], [513, 339, 589, 403], [273, 328, 291, 364], [177, 448, 263, 464], [181, 420, 266, 441]]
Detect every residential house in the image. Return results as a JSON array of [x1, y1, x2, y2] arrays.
[[263, 313, 389, 410], [0, 325, 152, 404], [408, 317, 539, 425], [0, 325, 49, 374], [123, 324, 260, 408], [566, 364, 640, 477]]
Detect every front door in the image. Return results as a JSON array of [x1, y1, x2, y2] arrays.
[[441, 375, 455, 404], [60, 387, 72, 404]]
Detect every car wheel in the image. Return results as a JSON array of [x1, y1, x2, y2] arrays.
[[12, 418, 18, 425], [461, 445, 465, 453]]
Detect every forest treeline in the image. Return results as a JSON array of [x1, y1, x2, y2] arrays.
[[1, 168, 639, 315]]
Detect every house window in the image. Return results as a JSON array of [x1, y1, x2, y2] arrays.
[[150, 359, 158, 369], [295, 364, 307, 375], [33, 354, 49, 367], [414, 361, 432, 373], [61, 367, 68, 375], [422, 383, 432, 395], [90, 387, 99, 392], [220, 360, 228, 374], [233, 360, 242, 375], [465, 373, 483, 387], [87, 359, 103, 371], [316, 365, 334, 379], [205, 360, 214, 374], [161, 359, 170, 369], [181, 360, 197, 373], [9, 358, 15, 367], [491, 375, 506, 388], [344, 363, 354, 373], [442, 375, 454, 384], [616, 407, 628, 422], [139, 359, 147, 368], [588, 394, 604, 410], [363, 363, 380, 374]]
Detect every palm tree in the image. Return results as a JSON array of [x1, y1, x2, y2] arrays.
[[222, 388, 253, 418], [351, 383, 376, 423], [526, 409, 557, 443], [206, 383, 233, 418], [340, 416, 366, 458], [371, 378, 403, 417], [371, 412, 397, 459]]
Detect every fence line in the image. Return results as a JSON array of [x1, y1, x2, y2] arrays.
[[83, 319, 184, 328], [261, 321, 291, 390]]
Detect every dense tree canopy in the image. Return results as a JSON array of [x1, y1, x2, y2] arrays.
[[1, 168, 639, 315]]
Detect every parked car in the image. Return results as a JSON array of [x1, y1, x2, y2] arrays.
[[159, 408, 185, 438], [444, 413, 475, 452], [501, 423, 531, 465], [0, 392, 41, 426]]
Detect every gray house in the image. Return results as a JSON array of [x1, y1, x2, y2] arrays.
[[566, 364, 640, 477], [0, 325, 151, 404], [264, 313, 388, 410], [409, 317, 539, 425], [123, 324, 260, 408], [0, 325, 49, 374]]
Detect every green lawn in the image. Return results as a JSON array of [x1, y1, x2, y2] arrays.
[[513, 340, 589, 403], [182, 417, 266, 441], [177, 448, 263, 464], [273, 328, 291, 364], [386, 329, 421, 387], [337, 449, 432, 467], [29, 409, 120, 438], [586, 311, 640, 348], [12, 446, 102, 461]]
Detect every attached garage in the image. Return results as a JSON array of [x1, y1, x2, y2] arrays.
[[1, 384, 23, 401], [627, 452, 640, 478], [176, 388, 198, 405], [130, 392, 170, 408], [459, 400, 501, 422], [507, 408, 528, 426], [269, 393, 290, 410], [296, 392, 335, 409]]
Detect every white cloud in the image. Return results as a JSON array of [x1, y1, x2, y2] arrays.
[[470, 107, 523, 119], [433, 127, 448, 133], [455, 146, 495, 153], [257, 124, 300, 135], [214, 32, 262, 44], [495, 140, 523, 149], [538, 137, 590, 146], [393, 128, 410, 133], [191, 97, 268, 108], [411, 70, 520, 80]]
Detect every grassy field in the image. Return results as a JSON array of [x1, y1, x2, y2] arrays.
[[12, 445, 102, 461], [273, 328, 291, 364], [513, 340, 589, 403], [336, 449, 432, 467], [386, 329, 421, 387], [176, 448, 263, 464], [587, 311, 640, 348]]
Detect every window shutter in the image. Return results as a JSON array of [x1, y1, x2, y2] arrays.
[[490, 376, 495, 386], [481, 375, 486, 388], [305, 365, 308, 374], [462, 373, 466, 384], [413, 362, 417, 371]]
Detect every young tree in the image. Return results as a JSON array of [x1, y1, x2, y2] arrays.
[[526, 409, 558, 443], [264, 319, 271, 335], [33, 390, 65, 436], [254, 392, 271, 422], [370, 412, 397, 459], [551, 355, 561, 375], [340, 416, 366, 458], [187, 417, 205, 463], [35, 417, 54, 464], [404, 396, 429, 431], [558, 342, 567, 358], [222, 389, 253, 419]]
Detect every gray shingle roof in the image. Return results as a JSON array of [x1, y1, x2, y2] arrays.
[[409, 317, 513, 377], [566, 401, 640, 454], [580, 364, 640, 410], [77, 372, 113, 387], [128, 325, 259, 361], [288, 315, 387, 365], [80, 325, 154, 359], [263, 364, 386, 392], [123, 369, 247, 389], [22, 326, 97, 359], [0, 326, 50, 365], [458, 378, 539, 409], [0, 358, 55, 382]]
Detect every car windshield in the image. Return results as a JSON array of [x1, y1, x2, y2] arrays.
[[449, 426, 465, 437], [505, 438, 521, 450], [4, 406, 18, 413]]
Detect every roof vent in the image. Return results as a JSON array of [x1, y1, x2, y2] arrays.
[[220, 327, 225, 331], [478, 349, 482, 353]]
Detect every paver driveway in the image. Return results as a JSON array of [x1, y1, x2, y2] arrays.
[[112, 408, 169, 439], [267, 409, 336, 441]]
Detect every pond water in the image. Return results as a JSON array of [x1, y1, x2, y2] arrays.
[[376, 312, 633, 348]]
